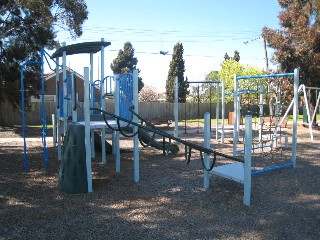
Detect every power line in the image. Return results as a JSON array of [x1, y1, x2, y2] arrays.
[[56, 26, 266, 61], [74, 26, 261, 43], [82, 26, 258, 35], [107, 48, 265, 61]]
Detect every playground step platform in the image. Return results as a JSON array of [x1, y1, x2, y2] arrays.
[[76, 114, 114, 122], [212, 162, 244, 184]]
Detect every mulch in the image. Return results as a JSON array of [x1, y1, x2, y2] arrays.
[[0, 124, 319, 240]]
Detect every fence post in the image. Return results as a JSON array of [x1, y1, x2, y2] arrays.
[[244, 115, 252, 206], [174, 76, 179, 138], [204, 112, 210, 189]]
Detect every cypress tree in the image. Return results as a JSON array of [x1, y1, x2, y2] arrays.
[[166, 42, 186, 103], [110, 42, 144, 92]]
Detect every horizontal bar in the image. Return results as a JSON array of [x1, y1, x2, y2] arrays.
[[237, 72, 294, 81], [237, 89, 259, 94], [251, 163, 293, 175], [236, 144, 272, 153], [22, 61, 41, 66], [93, 107, 243, 163], [185, 81, 220, 84], [305, 86, 320, 90]]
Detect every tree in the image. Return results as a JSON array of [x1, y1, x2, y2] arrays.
[[205, 70, 219, 81], [138, 86, 157, 102], [219, 59, 244, 97], [0, 0, 88, 108], [262, 0, 320, 124], [233, 50, 240, 62], [224, 53, 230, 61], [166, 42, 186, 102], [224, 51, 240, 62], [110, 42, 144, 92], [241, 65, 266, 96], [193, 70, 220, 103], [219, 59, 265, 103]]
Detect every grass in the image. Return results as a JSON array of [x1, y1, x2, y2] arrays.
[[30, 114, 319, 128], [180, 114, 320, 125], [28, 125, 53, 129], [287, 114, 320, 121], [180, 119, 229, 125]]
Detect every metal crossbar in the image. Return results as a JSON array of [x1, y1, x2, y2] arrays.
[[92, 107, 244, 169]]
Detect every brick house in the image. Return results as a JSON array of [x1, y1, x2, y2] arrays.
[[31, 68, 100, 102]]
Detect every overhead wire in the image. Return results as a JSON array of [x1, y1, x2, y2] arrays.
[[57, 26, 265, 60], [61, 25, 261, 43]]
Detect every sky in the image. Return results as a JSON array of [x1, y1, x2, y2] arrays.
[[50, 0, 283, 92]]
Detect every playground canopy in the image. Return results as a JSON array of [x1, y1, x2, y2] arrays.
[[51, 41, 111, 58]]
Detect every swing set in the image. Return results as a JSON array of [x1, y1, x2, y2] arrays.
[[183, 80, 221, 135]]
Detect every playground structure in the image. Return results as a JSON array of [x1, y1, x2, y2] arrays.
[[170, 69, 302, 187], [51, 40, 112, 163], [173, 77, 226, 142], [93, 106, 253, 206], [304, 86, 320, 127], [185, 80, 222, 138], [232, 69, 300, 173], [48, 40, 144, 192], [20, 40, 115, 172], [169, 69, 301, 201], [19, 39, 306, 206], [46, 40, 253, 205], [20, 48, 54, 171]]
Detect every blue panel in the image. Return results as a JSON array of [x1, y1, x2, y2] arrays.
[[60, 88, 64, 116], [118, 73, 133, 120]]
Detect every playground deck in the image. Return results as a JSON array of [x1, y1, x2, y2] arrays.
[[0, 124, 319, 239]]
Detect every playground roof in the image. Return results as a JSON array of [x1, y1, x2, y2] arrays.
[[51, 41, 111, 58]]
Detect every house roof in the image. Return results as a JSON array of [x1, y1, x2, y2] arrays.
[[51, 41, 111, 58], [45, 67, 83, 81], [44, 68, 99, 90]]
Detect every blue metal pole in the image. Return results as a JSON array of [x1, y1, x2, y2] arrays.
[[20, 60, 41, 172], [20, 63, 28, 172], [251, 163, 293, 175], [41, 48, 49, 168]]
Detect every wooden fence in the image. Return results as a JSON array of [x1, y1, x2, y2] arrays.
[[0, 100, 234, 127]]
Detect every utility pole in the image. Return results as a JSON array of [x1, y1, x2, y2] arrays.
[[263, 37, 269, 72], [244, 35, 269, 72], [244, 34, 272, 114]]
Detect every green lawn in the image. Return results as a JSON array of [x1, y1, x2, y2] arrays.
[[180, 114, 320, 125], [28, 125, 53, 129]]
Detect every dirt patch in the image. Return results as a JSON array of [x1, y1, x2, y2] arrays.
[[0, 125, 319, 239]]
